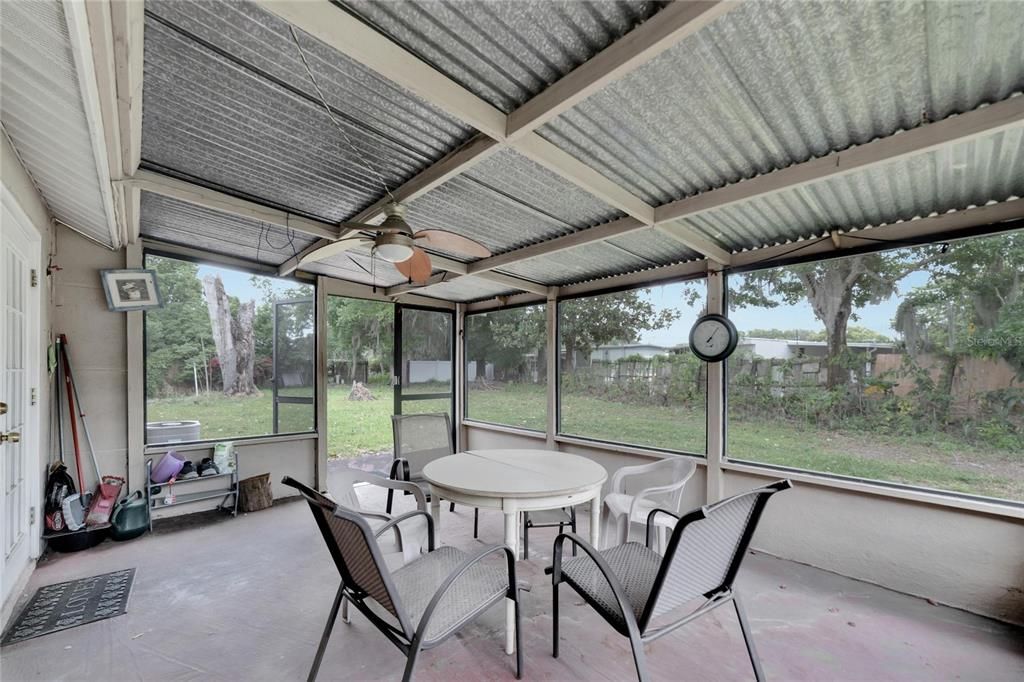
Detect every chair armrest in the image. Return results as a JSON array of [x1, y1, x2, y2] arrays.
[[645, 508, 680, 549], [389, 457, 410, 482], [551, 532, 644, 635], [373, 509, 435, 552], [414, 544, 517, 646], [364, 476, 427, 511], [628, 478, 691, 525]]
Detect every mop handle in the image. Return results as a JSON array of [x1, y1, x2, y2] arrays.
[[61, 336, 103, 482], [59, 335, 86, 493]]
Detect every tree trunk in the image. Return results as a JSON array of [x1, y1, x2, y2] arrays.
[[202, 275, 258, 396], [799, 260, 858, 390]]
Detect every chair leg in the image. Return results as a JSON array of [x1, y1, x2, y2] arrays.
[[473, 507, 479, 539], [569, 512, 577, 557], [308, 584, 345, 682], [627, 630, 649, 682], [341, 596, 350, 624], [386, 488, 394, 515], [733, 594, 766, 682], [514, 588, 523, 680], [552, 581, 560, 659], [401, 645, 421, 682]]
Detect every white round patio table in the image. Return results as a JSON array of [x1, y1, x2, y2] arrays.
[[422, 449, 607, 655]]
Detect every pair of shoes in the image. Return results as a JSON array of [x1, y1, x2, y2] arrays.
[[179, 461, 199, 479], [198, 458, 220, 477]]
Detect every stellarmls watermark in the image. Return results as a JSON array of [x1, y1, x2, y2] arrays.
[[966, 334, 1024, 349]]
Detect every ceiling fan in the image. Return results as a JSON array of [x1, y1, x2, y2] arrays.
[[298, 202, 491, 285]]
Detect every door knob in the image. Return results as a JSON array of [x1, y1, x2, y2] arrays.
[[0, 432, 19, 444], [0, 402, 6, 415]]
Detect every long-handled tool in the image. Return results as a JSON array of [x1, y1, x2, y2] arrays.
[[57, 335, 86, 493], [59, 334, 102, 485]]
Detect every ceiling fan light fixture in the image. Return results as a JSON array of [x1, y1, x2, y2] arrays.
[[372, 233, 415, 263]]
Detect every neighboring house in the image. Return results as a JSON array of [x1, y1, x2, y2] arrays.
[[590, 342, 672, 363], [736, 337, 899, 361]]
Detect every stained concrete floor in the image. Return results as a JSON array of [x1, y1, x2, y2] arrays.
[[2, 465, 1022, 682]]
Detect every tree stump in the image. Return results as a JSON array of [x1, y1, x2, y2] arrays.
[[239, 473, 273, 513], [348, 382, 376, 401]]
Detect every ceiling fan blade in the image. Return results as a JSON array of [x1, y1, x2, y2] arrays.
[[394, 247, 432, 284], [298, 235, 373, 265], [413, 230, 491, 258]]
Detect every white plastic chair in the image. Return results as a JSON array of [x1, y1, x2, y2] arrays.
[[601, 458, 697, 553]]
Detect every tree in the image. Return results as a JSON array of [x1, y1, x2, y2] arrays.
[[896, 231, 1024, 373], [560, 290, 679, 369], [731, 249, 941, 388], [144, 256, 215, 396], [202, 275, 258, 396], [327, 297, 394, 381]]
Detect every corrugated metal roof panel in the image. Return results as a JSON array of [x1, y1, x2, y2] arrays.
[[142, 0, 472, 222], [607, 229, 702, 266], [0, 0, 113, 246], [679, 126, 1024, 252], [463, 148, 623, 228], [140, 192, 319, 266], [405, 179, 569, 256], [338, 0, 667, 113], [498, 240, 655, 286], [540, 0, 1024, 205], [416, 276, 517, 303], [401, 146, 624, 258]]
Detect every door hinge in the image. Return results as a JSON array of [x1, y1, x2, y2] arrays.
[[30, 269, 39, 287], [29, 506, 36, 525], [30, 387, 37, 406]]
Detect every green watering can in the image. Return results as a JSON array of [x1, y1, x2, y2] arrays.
[[110, 491, 149, 541]]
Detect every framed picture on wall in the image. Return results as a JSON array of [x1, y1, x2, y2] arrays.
[[100, 269, 163, 311]]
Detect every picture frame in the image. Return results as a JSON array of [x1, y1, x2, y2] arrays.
[[100, 269, 164, 311]]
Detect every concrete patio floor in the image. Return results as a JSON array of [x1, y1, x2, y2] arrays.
[[2, 463, 1021, 681]]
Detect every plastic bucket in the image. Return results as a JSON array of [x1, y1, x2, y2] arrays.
[[150, 450, 185, 483]]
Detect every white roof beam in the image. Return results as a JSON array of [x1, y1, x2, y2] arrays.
[[655, 95, 1024, 225], [255, 0, 507, 139], [465, 200, 1024, 310], [468, 99, 1024, 275], [122, 170, 343, 241], [255, 0, 732, 266]]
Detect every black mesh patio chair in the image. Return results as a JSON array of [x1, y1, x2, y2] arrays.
[[522, 507, 577, 560], [389, 413, 480, 537], [549, 480, 792, 682], [283, 476, 523, 682]]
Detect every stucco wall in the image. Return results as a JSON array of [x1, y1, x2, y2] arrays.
[[465, 423, 1024, 625]]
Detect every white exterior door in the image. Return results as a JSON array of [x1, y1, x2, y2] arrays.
[[0, 193, 41, 610]]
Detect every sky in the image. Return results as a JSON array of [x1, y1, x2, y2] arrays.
[[198, 257, 932, 348], [197, 263, 307, 303], [638, 271, 930, 347]]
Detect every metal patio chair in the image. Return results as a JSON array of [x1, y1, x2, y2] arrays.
[[522, 506, 577, 560], [601, 457, 697, 553], [551, 480, 792, 682], [283, 476, 523, 682], [327, 467, 428, 559], [388, 413, 480, 537]]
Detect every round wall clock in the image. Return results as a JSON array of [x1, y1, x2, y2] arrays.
[[688, 314, 739, 362]]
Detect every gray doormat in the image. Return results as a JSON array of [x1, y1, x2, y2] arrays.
[[1, 568, 134, 646]]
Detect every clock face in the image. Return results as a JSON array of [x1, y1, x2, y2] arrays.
[[689, 314, 738, 362]]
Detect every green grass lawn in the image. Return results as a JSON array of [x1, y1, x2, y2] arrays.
[[148, 383, 1022, 501]]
